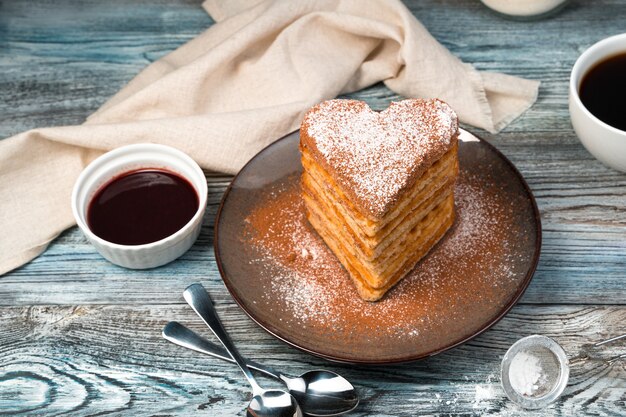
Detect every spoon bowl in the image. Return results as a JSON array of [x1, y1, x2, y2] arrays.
[[282, 371, 359, 416], [249, 390, 302, 417]]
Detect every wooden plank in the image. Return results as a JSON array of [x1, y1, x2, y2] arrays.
[[2, 0, 626, 136], [1, 0, 625, 415], [1, 158, 624, 306], [0, 0, 213, 136], [0, 304, 624, 416], [1, 0, 625, 305]]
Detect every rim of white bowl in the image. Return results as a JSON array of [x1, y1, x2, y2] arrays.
[[570, 32, 626, 138], [71, 143, 208, 251]]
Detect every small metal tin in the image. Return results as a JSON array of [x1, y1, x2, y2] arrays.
[[501, 335, 569, 409]]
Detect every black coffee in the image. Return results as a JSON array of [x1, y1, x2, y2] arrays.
[[579, 52, 626, 132]]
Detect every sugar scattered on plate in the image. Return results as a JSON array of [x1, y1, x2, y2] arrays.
[[240, 165, 532, 351]]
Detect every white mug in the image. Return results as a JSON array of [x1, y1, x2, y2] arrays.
[[569, 33, 626, 173]]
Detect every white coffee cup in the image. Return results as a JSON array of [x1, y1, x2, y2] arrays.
[[569, 33, 626, 172]]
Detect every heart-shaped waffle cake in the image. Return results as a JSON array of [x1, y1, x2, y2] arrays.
[[300, 99, 459, 301]]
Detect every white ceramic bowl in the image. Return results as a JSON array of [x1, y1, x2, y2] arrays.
[[71, 143, 208, 269], [570, 33, 626, 172]]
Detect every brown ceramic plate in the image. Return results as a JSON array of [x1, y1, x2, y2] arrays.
[[215, 129, 541, 364]]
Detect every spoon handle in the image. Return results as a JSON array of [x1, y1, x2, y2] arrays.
[[162, 321, 281, 380], [183, 283, 264, 395]]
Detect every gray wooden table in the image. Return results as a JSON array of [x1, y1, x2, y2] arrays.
[[1, 0, 625, 415]]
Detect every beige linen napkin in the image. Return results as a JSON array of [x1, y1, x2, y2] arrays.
[[0, 0, 539, 275]]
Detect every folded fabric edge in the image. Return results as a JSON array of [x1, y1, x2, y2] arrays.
[[472, 66, 541, 134], [0, 235, 59, 276], [202, 0, 266, 22]]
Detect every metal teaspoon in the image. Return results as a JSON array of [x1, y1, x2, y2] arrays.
[[163, 321, 359, 416], [183, 283, 302, 417]]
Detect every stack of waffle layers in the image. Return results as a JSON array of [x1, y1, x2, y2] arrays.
[[300, 99, 459, 301]]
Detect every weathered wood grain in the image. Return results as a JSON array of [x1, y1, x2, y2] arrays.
[[1, 0, 625, 415], [2, 0, 626, 305], [0, 304, 624, 416], [1, 164, 625, 306], [0, 0, 213, 137]]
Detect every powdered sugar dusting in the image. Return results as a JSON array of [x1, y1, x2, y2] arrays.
[[235, 149, 537, 360], [302, 99, 458, 218]]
